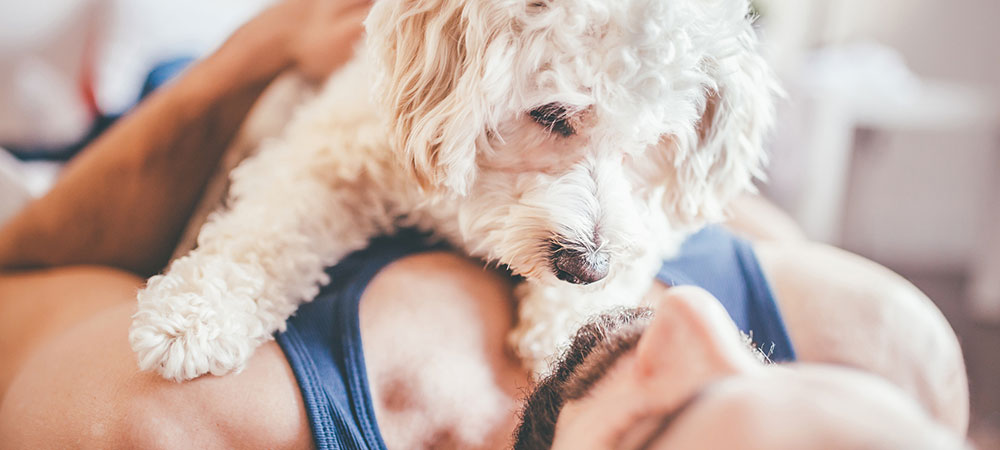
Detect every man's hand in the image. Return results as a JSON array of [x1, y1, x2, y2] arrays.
[[239, 0, 372, 81], [288, 0, 372, 80]]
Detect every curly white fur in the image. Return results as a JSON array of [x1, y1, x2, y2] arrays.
[[130, 0, 778, 381]]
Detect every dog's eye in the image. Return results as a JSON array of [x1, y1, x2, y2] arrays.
[[529, 103, 576, 137]]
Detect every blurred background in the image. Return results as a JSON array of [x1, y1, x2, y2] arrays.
[[755, 1, 1000, 446], [0, 0, 997, 445]]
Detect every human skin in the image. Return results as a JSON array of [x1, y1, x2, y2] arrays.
[[551, 287, 964, 450], [0, 0, 969, 446], [0, 250, 969, 448]]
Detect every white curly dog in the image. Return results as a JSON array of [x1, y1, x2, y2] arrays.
[[130, 0, 778, 381]]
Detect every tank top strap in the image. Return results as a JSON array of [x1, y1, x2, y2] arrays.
[[276, 230, 439, 450]]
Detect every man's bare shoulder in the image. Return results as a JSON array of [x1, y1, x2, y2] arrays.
[[753, 240, 969, 433]]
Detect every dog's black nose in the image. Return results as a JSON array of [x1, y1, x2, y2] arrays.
[[551, 248, 609, 285]]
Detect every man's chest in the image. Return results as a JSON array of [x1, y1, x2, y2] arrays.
[[356, 253, 532, 448]]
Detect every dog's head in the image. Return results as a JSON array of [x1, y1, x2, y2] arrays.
[[367, 0, 778, 284]]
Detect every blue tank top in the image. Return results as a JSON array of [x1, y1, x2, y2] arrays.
[[275, 227, 796, 449]]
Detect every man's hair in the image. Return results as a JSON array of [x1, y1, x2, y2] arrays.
[[513, 307, 654, 450]]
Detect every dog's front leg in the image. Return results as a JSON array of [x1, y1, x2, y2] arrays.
[[130, 158, 379, 381]]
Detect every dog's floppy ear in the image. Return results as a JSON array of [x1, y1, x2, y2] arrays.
[[661, 5, 779, 225], [367, 0, 511, 195]]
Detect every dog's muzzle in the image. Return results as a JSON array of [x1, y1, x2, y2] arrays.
[[550, 246, 610, 285]]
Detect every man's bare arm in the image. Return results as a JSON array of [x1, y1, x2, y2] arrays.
[[756, 241, 969, 434]]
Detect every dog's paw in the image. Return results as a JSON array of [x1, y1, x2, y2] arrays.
[[130, 273, 267, 382]]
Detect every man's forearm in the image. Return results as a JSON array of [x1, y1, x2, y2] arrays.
[[0, 22, 293, 276]]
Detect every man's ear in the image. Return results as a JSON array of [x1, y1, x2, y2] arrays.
[[659, 3, 780, 225], [366, 0, 513, 195]]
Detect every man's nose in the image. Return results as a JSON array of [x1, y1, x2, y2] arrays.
[[640, 287, 764, 377], [550, 246, 610, 285]]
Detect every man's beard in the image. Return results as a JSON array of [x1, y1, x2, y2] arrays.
[[513, 307, 654, 450], [512, 307, 770, 450]]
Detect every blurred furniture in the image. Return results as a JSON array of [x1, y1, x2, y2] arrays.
[[969, 144, 1000, 322], [0, 0, 105, 149], [772, 45, 998, 241], [770, 44, 1000, 321], [760, 0, 1000, 323]]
